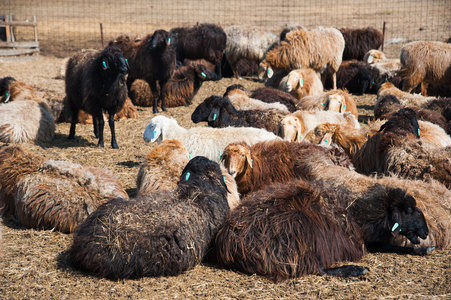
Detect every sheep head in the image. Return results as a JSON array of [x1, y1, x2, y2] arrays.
[[220, 143, 252, 178], [0, 76, 16, 103], [258, 60, 274, 81], [278, 115, 305, 142], [148, 29, 171, 51], [363, 49, 386, 64], [143, 115, 176, 143], [99, 45, 128, 75], [379, 108, 420, 139], [191, 95, 223, 123], [325, 94, 345, 113], [304, 123, 337, 147], [194, 64, 219, 82], [285, 70, 303, 93]]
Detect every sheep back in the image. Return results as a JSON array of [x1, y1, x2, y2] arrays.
[[339, 27, 383, 61]]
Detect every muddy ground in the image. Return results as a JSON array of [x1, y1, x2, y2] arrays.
[[0, 55, 450, 299]]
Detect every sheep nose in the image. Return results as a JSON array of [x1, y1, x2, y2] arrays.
[[229, 170, 236, 178]]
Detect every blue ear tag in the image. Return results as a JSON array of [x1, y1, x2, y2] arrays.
[[223, 176, 226, 182], [391, 222, 399, 232], [357, 79, 360, 84], [267, 69, 270, 74], [185, 172, 190, 181], [321, 103, 325, 106], [4, 92, 9, 102], [168, 38, 171, 45], [189, 154, 192, 159], [102, 61, 107, 69], [201, 72, 207, 77], [418, 128, 420, 137], [372, 81, 374, 85], [325, 139, 328, 145], [125, 58, 129, 68], [213, 114, 217, 121], [300, 79, 304, 87], [344, 104, 346, 109], [250, 159, 253, 168]]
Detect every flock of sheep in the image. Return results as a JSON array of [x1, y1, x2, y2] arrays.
[[0, 22, 450, 283]]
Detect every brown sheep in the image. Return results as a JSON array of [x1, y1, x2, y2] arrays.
[[363, 49, 401, 77], [400, 41, 451, 96], [339, 27, 383, 61], [75, 96, 138, 124], [0, 145, 128, 233], [296, 89, 358, 118], [278, 110, 360, 142], [223, 86, 290, 112], [219, 140, 353, 195], [250, 86, 299, 112], [277, 69, 324, 99], [264, 27, 345, 89], [295, 145, 451, 250], [378, 82, 437, 107]]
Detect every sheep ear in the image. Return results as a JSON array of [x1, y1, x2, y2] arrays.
[[102, 58, 109, 70], [267, 68, 274, 78], [320, 132, 334, 146], [246, 152, 253, 169], [368, 55, 373, 63], [299, 78, 304, 87], [390, 210, 402, 236], [208, 107, 220, 122], [296, 119, 303, 142], [143, 123, 161, 143]]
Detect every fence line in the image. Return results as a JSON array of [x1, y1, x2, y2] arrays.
[[1, 0, 450, 57]]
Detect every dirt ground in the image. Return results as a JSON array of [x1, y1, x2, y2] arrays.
[[0, 54, 450, 299]]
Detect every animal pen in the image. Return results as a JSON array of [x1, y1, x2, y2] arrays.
[[1, 0, 450, 57]]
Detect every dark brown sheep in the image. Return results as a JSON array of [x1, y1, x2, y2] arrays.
[[250, 86, 298, 112], [339, 27, 383, 61]]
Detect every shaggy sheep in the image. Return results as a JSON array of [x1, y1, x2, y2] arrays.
[[222, 86, 289, 112], [400, 41, 451, 96], [65, 45, 128, 148], [296, 89, 359, 118], [219, 140, 353, 195], [191, 96, 288, 133], [143, 115, 281, 162], [215, 177, 430, 282], [0, 145, 128, 233], [277, 69, 324, 99], [295, 146, 451, 250], [111, 30, 176, 113], [353, 108, 451, 187], [378, 82, 437, 107], [278, 110, 360, 142], [363, 49, 401, 78], [336, 60, 379, 94], [339, 27, 383, 61], [279, 25, 305, 41], [169, 23, 226, 71], [0, 77, 55, 143], [223, 25, 278, 78], [250, 86, 299, 112], [69, 156, 230, 279], [264, 27, 345, 89], [363, 49, 387, 63]]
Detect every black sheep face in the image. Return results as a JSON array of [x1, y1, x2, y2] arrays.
[[149, 29, 170, 51], [388, 189, 429, 245], [191, 95, 222, 123], [356, 70, 374, 95], [100, 46, 128, 75], [380, 108, 420, 138], [0, 76, 16, 103], [195, 64, 219, 82]]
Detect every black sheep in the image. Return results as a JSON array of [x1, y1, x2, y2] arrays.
[[65, 45, 128, 148], [191, 95, 287, 133], [337, 60, 379, 94], [169, 23, 226, 77], [0, 76, 16, 103], [215, 178, 430, 282], [249, 86, 298, 112], [339, 27, 383, 61], [69, 156, 230, 279], [111, 30, 176, 113]]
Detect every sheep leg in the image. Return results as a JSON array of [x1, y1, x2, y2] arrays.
[[321, 265, 369, 277], [149, 80, 159, 114], [420, 82, 429, 96], [68, 106, 79, 140], [366, 242, 435, 256], [93, 115, 99, 138], [159, 81, 168, 112], [108, 113, 119, 149], [93, 109, 105, 147]]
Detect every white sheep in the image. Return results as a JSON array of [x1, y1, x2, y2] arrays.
[[143, 115, 281, 162], [277, 69, 324, 100]]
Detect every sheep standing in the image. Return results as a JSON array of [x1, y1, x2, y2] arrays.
[[69, 156, 230, 279], [65, 45, 128, 148], [0, 145, 128, 233], [339, 27, 383, 60], [400, 41, 451, 96], [0, 78, 55, 143], [224, 25, 278, 78], [143, 115, 281, 162], [111, 30, 176, 113], [264, 27, 345, 89]]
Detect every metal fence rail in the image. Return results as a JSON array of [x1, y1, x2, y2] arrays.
[[1, 0, 450, 57]]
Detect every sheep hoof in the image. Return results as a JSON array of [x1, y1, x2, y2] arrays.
[[161, 106, 167, 112], [412, 246, 435, 256], [111, 142, 119, 149], [153, 107, 159, 114], [98, 141, 105, 148]]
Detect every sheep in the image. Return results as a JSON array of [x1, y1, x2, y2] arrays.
[[363, 49, 401, 78], [223, 25, 278, 78], [352, 108, 451, 187], [221, 57, 259, 78], [219, 140, 353, 195], [222, 85, 289, 112], [215, 177, 431, 282], [250, 86, 299, 112], [295, 144, 451, 250], [191, 96, 288, 133], [303, 123, 371, 159], [336, 60, 379, 95], [363, 49, 387, 63], [143, 115, 281, 162], [0, 77, 42, 103], [400, 41, 451, 96], [69, 156, 230, 279], [264, 27, 345, 89], [296, 89, 359, 118], [0, 145, 128, 233], [111, 30, 176, 113], [0, 76, 16, 103], [65, 45, 128, 148], [277, 69, 324, 99], [278, 110, 360, 142], [279, 24, 306, 41], [72, 96, 138, 124], [378, 82, 437, 107], [339, 27, 383, 61]]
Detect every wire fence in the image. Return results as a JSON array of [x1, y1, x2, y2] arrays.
[[1, 0, 450, 57]]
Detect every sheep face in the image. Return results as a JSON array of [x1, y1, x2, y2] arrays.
[[325, 94, 345, 113], [194, 64, 219, 82], [100, 47, 128, 76], [388, 189, 429, 245], [179, 156, 228, 193], [143, 116, 171, 143], [363, 49, 386, 64], [304, 123, 336, 147], [258, 60, 274, 81], [278, 115, 303, 142], [285, 71, 303, 93], [191, 95, 222, 123], [149, 29, 171, 51], [220, 144, 251, 178], [0, 77, 16, 103]]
